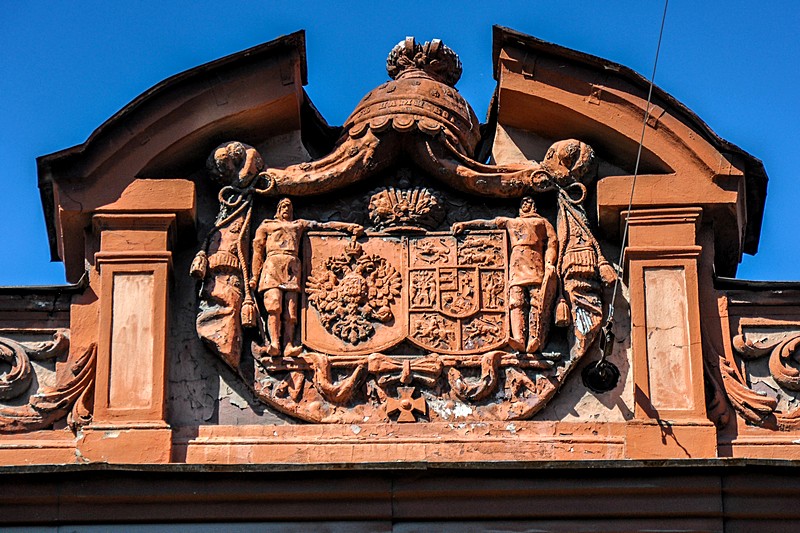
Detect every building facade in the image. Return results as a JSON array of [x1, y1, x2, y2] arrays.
[[1, 28, 798, 530]]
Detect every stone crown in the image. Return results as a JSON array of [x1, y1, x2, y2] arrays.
[[386, 37, 462, 87]]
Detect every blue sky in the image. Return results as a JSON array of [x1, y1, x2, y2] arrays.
[[2, 1, 799, 285]]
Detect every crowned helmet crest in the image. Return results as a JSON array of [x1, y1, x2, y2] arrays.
[[386, 36, 462, 87]]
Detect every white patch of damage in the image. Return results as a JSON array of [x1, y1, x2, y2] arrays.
[[220, 384, 250, 410], [453, 403, 473, 418], [427, 397, 474, 420], [576, 307, 593, 335]]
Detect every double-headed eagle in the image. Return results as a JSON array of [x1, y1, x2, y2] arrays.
[[306, 242, 402, 344]]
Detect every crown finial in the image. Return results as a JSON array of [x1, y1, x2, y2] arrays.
[[386, 37, 462, 86]]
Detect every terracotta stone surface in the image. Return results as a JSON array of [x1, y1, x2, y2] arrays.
[[86, 213, 176, 462], [643, 267, 694, 411], [108, 273, 156, 408], [37, 32, 307, 282], [2, 27, 799, 478]]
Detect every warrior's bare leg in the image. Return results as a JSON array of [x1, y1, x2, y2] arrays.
[[508, 285, 527, 351], [526, 285, 542, 354], [262, 288, 282, 356], [262, 130, 397, 197], [282, 292, 301, 357]]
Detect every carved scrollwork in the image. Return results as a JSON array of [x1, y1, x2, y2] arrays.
[[769, 335, 800, 391], [0, 337, 32, 400], [0, 341, 96, 434], [20, 330, 70, 361], [0, 330, 70, 401], [732, 331, 775, 359], [718, 349, 777, 422], [709, 326, 800, 430], [701, 339, 735, 429]]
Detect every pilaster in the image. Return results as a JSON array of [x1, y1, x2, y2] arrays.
[[622, 207, 717, 458], [78, 213, 175, 463]]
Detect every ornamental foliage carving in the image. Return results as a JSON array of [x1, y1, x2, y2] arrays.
[[190, 36, 617, 423], [0, 331, 95, 433], [705, 324, 800, 430]]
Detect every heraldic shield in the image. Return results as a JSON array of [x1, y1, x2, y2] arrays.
[[302, 231, 509, 356], [407, 232, 508, 354]]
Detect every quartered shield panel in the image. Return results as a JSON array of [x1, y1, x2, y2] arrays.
[[407, 231, 508, 354]]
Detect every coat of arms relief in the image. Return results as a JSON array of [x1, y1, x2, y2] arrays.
[[190, 37, 617, 423]]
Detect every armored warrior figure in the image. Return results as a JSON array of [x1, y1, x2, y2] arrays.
[[192, 141, 265, 370], [250, 198, 363, 357], [453, 197, 558, 354]]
